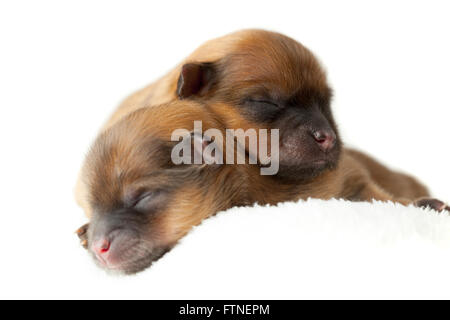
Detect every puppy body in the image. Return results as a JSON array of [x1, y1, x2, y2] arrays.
[[245, 150, 409, 206]]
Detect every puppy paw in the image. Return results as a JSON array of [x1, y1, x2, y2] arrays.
[[414, 198, 450, 212], [75, 223, 89, 249]]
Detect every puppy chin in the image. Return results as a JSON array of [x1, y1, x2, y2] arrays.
[[106, 251, 168, 275], [90, 237, 169, 275], [94, 248, 169, 275], [275, 146, 341, 183], [274, 161, 334, 182]]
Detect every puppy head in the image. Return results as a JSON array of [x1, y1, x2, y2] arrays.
[[79, 101, 228, 274], [176, 30, 341, 182]]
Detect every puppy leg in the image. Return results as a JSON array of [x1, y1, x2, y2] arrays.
[[75, 223, 89, 249], [348, 180, 449, 213], [348, 179, 410, 205], [339, 153, 409, 205], [414, 198, 450, 213], [342, 150, 449, 212], [345, 148, 429, 200]]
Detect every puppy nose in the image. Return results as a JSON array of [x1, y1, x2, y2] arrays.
[[92, 238, 111, 257], [312, 129, 336, 152]]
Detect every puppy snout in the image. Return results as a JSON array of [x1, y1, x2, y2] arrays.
[[90, 226, 138, 268], [91, 237, 113, 267], [93, 238, 111, 257], [311, 129, 336, 152]]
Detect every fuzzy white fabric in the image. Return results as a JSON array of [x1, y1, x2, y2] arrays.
[[3, 199, 450, 299], [77, 199, 450, 299]]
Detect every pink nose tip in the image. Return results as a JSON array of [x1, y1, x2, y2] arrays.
[[312, 130, 336, 152], [92, 238, 111, 256]]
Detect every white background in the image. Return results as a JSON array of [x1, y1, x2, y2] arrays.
[[0, 0, 449, 299]]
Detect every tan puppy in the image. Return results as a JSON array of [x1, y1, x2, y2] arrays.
[[76, 99, 447, 274], [76, 101, 245, 273], [77, 100, 338, 273], [93, 29, 446, 210]]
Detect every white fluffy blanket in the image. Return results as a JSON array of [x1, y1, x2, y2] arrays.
[[72, 199, 450, 299], [3, 199, 450, 299]]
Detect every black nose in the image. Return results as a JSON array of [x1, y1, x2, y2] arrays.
[[312, 129, 336, 152]]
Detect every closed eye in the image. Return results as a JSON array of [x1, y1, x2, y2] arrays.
[[239, 98, 282, 123], [130, 190, 165, 213], [133, 191, 155, 211], [246, 99, 279, 108], [123, 187, 170, 213]]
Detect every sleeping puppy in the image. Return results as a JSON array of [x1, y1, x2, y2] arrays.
[[76, 101, 250, 274], [77, 99, 312, 274], [102, 29, 447, 211], [76, 99, 448, 274]]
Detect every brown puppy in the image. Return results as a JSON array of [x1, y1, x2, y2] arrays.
[[77, 100, 314, 274], [100, 29, 445, 210], [76, 101, 250, 274], [76, 98, 450, 274]]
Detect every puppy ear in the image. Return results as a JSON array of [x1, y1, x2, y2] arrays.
[[176, 63, 216, 99]]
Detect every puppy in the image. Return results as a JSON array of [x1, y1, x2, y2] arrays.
[[76, 101, 251, 274], [77, 99, 309, 274], [77, 96, 450, 274], [100, 29, 446, 211]]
